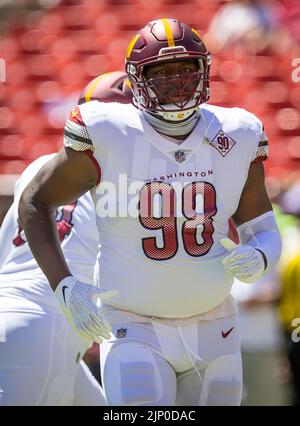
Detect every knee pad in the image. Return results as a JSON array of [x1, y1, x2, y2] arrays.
[[206, 377, 242, 406], [103, 343, 164, 406], [201, 353, 243, 406], [120, 360, 159, 405]]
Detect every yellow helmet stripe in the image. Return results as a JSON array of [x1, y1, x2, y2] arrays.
[[126, 34, 141, 59], [161, 19, 175, 47], [191, 28, 203, 42], [84, 72, 114, 102], [124, 78, 132, 89]]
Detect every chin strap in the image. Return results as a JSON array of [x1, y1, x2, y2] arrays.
[[157, 107, 196, 121], [142, 109, 200, 136]]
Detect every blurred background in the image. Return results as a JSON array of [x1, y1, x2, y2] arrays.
[[0, 0, 300, 406]]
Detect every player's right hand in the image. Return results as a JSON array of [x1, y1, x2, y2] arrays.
[[55, 276, 118, 344]]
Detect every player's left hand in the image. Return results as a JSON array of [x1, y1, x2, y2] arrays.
[[220, 238, 266, 283]]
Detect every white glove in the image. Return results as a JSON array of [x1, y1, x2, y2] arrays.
[[220, 238, 266, 283], [55, 276, 117, 344]]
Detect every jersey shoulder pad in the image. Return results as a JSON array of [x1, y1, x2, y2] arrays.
[[203, 104, 261, 134], [232, 107, 269, 162], [63, 103, 98, 152], [232, 107, 262, 133], [202, 104, 268, 161], [80, 101, 137, 129]]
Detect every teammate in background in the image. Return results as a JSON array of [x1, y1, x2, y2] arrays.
[[0, 155, 107, 405], [78, 71, 132, 105], [0, 72, 132, 405], [19, 19, 282, 406]]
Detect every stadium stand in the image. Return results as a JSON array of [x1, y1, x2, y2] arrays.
[[0, 0, 299, 182]]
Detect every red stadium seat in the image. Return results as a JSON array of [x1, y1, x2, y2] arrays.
[[262, 82, 290, 108], [0, 36, 20, 63], [0, 135, 26, 159], [38, 12, 65, 36], [6, 61, 28, 85], [0, 160, 29, 175], [50, 37, 78, 61], [276, 107, 300, 135], [290, 86, 300, 109], [218, 60, 243, 83]]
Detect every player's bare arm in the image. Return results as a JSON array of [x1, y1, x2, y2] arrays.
[[232, 161, 272, 226], [18, 146, 114, 344], [18, 146, 98, 290], [221, 160, 281, 283]]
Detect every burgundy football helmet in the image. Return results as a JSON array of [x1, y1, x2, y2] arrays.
[[78, 71, 133, 104], [125, 18, 211, 120]]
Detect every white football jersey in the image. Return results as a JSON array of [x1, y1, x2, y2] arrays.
[[0, 205, 15, 269], [0, 154, 99, 311], [64, 102, 268, 318]]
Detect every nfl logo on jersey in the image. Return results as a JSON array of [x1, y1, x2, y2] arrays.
[[116, 328, 127, 338], [174, 150, 186, 163]]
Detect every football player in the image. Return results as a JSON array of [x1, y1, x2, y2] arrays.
[[19, 19, 282, 406], [0, 71, 131, 405], [0, 154, 106, 406]]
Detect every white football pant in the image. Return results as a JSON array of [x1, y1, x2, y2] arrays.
[[101, 313, 242, 406], [0, 302, 106, 406]]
